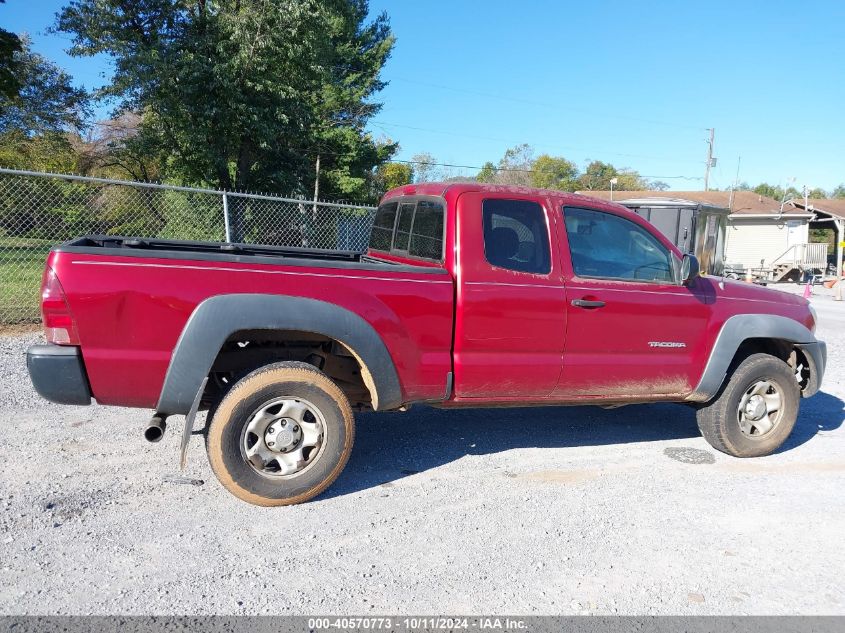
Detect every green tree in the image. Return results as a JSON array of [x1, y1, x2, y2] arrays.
[[615, 171, 647, 190], [306, 0, 396, 201], [578, 160, 615, 190], [57, 0, 394, 201], [833, 184, 845, 199], [0, 0, 22, 101], [807, 187, 828, 199], [530, 154, 578, 191], [753, 182, 801, 201], [809, 228, 835, 255], [476, 161, 496, 183], [577, 160, 648, 191], [752, 183, 780, 199], [0, 34, 90, 175], [0, 35, 89, 135], [0, 128, 80, 172]]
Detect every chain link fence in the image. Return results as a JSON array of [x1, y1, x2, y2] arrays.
[[0, 168, 377, 324]]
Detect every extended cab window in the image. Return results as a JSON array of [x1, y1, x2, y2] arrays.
[[368, 198, 444, 261], [483, 199, 551, 274], [409, 200, 445, 259], [563, 207, 674, 283], [369, 201, 398, 252]]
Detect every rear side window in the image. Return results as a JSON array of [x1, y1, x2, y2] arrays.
[[368, 198, 445, 261], [563, 206, 674, 283], [482, 199, 551, 274], [409, 200, 445, 259], [393, 202, 415, 251], [369, 202, 397, 252]]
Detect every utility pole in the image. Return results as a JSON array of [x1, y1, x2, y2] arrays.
[[704, 128, 715, 191], [728, 156, 741, 211], [313, 154, 321, 216]]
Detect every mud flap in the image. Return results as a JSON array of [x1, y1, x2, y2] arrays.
[[179, 377, 207, 470]]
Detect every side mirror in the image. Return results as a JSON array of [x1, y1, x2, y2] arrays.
[[681, 253, 700, 285]]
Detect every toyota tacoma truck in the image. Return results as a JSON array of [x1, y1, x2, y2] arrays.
[[27, 183, 826, 506]]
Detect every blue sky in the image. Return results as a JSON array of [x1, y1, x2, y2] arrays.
[[5, 0, 845, 191]]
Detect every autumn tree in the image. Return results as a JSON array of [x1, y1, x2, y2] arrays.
[[374, 161, 413, 192]]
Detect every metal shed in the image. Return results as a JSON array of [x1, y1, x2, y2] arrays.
[[609, 197, 730, 276]]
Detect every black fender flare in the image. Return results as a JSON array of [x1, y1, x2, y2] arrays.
[[687, 314, 824, 402], [155, 294, 404, 415]]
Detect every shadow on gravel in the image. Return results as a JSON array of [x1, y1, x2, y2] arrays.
[[776, 390, 845, 453], [323, 391, 845, 499]]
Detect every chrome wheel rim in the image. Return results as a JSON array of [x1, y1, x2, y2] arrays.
[[737, 379, 784, 438], [240, 397, 326, 478]]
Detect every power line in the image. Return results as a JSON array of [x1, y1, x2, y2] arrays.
[[389, 76, 707, 133], [387, 157, 703, 181], [369, 120, 702, 165]]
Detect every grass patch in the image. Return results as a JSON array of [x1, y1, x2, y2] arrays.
[[0, 237, 52, 324]]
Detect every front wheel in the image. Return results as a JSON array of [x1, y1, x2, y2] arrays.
[[206, 361, 355, 506], [696, 353, 800, 457]]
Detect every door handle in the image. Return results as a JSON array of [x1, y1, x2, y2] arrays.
[[571, 298, 605, 309]]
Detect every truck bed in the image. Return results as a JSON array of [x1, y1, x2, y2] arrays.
[[48, 236, 455, 410], [59, 235, 430, 272]]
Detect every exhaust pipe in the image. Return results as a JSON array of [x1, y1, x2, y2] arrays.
[[144, 415, 167, 443]]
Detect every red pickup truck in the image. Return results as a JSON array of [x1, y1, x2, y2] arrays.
[[27, 183, 826, 506]]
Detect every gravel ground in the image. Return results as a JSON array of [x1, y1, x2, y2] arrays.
[[1, 285, 844, 616]]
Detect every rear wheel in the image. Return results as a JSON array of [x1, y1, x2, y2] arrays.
[[696, 353, 800, 457], [206, 361, 354, 506]]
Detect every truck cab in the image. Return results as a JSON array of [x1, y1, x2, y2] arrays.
[[375, 183, 821, 407]]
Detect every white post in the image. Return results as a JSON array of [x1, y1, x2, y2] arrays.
[[836, 219, 844, 302], [222, 192, 232, 243], [313, 154, 321, 217]]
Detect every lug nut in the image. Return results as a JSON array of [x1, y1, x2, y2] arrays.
[[268, 441, 275, 447], [281, 420, 287, 427], [293, 425, 299, 432], [268, 427, 275, 434]]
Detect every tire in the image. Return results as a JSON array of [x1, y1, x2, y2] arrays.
[[696, 353, 800, 457], [206, 361, 354, 506]]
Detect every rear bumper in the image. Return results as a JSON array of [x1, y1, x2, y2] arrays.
[[796, 340, 826, 398], [26, 345, 92, 405]]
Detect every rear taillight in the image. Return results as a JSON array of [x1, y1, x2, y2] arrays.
[[41, 266, 79, 345]]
